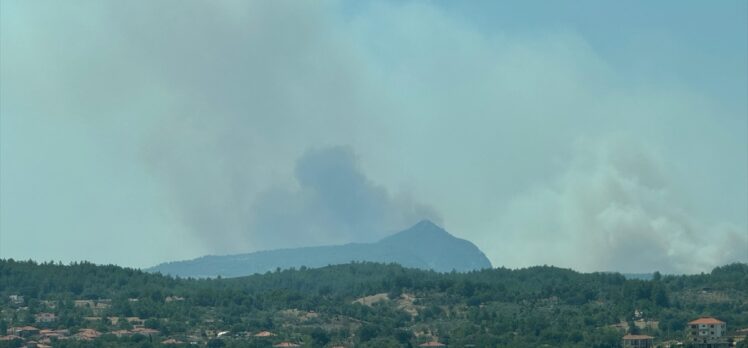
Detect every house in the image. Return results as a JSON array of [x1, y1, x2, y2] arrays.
[[111, 330, 132, 337], [161, 338, 184, 344], [419, 342, 447, 347], [126, 317, 145, 324], [113, 316, 145, 328], [74, 299, 110, 314], [273, 342, 300, 347], [74, 300, 95, 308], [39, 329, 67, 339], [8, 295, 24, 306], [9, 326, 40, 337], [686, 317, 728, 348], [76, 329, 101, 341], [622, 334, 654, 348], [0, 335, 23, 342], [254, 331, 276, 337], [35, 312, 56, 323], [132, 328, 160, 336]]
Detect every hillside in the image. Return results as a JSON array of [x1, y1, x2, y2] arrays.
[[148, 220, 492, 277], [1, 260, 747, 347]]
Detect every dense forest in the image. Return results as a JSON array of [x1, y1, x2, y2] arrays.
[[1, 259, 746, 347]]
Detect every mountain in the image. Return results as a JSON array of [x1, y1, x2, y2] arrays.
[[148, 220, 492, 278]]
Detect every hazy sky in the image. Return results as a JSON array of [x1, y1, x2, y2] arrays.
[[1, 0, 746, 273]]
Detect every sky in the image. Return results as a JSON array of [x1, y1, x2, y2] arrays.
[[1, 0, 746, 274]]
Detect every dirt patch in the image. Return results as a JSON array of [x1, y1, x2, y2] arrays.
[[353, 293, 389, 306]]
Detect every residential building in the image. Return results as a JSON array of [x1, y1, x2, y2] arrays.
[[165, 296, 184, 302], [8, 295, 24, 306], [9, 326, 40, 338], [161, 338, 183, 345], [35, 313, 56, 323], [622, 334, 654, 348], [76, 329, 101, 341], [686, 317, 728, 348]]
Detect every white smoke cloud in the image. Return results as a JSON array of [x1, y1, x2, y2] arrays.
[[490, 137, 747, 273], [1, 1, 745, 270]]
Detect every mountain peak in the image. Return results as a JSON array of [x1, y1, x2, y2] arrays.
[[414, 219, 441, 229], [148, 220, 492, 277], [386, 219, 450, 240]]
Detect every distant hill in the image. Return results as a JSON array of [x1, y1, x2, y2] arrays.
[[148, 220, 492, 278]]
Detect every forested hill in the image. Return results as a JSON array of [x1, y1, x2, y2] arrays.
[[1, 260, 747, 347]]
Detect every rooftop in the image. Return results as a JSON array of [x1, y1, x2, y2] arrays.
[[623, 334, 654, 340], [689, 317, 725, 325]]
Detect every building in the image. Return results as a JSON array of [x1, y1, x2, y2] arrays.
[[622, 334, 654, 348], [35, 313, 56, 323], [9, 326, 40, 338], [161, 338, 184, 345], [8, 295, 24, 306], [419, 342, 447, 347], [76, 329, 102, 341], [686, 317, 728, 348], [131, 328, 160, 337]]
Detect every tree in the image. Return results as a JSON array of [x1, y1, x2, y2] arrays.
[[207, 338, 225, 348], [357, 324, 380, 342], [652, 285, 670, 307], [310, 328, 331, 346]]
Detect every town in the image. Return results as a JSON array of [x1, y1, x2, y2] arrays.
[[2, 293, 746, 347], [1, 260, 747, 347]]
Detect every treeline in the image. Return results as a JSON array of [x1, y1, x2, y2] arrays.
[[0, 259, 746, 347]]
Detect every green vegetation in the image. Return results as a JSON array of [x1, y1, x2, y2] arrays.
[[1, 260, 746, 347]]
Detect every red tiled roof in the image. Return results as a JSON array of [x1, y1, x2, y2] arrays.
[[77, 329, 101, 340], [162, 338, 183, 344], [14, 326, 39, 331], [273, 342, 300, 347], [0, 335, 23, 341], [623, 334, 654, 340], [254, 331, 276, 337], [132, 328, 160, 334], [689, 317, 725, 325], [111, 330, 132, 337]]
